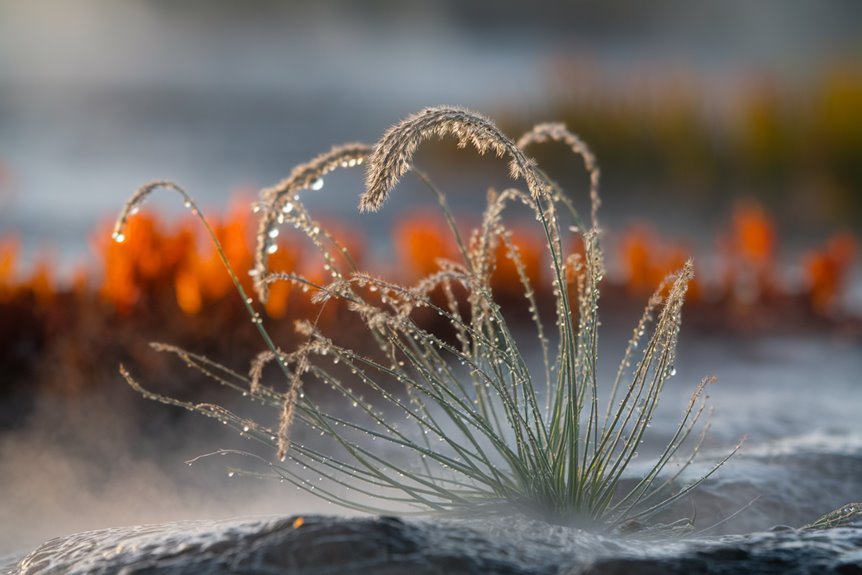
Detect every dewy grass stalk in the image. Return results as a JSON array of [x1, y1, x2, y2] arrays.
[[115, 106, 740, 531]]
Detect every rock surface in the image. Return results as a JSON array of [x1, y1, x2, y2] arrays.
[[6, 514, 862, 575]]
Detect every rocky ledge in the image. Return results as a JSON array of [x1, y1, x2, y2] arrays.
[[8, 514, 862, 575]]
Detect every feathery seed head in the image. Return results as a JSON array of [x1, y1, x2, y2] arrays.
[[517, 122, 602, 231], [360, 106, 546, 213], [253, 144, 371, 302], [113, 180, 194, 243]]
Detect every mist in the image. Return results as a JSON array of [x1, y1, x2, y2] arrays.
[[0, 383, 332, 555]]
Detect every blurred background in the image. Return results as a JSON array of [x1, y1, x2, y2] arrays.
[[2, 0, 861, 264], [1, 0, 861, 555]]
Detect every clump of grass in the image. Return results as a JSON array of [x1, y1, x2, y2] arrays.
[[116, 106, 738, 531]]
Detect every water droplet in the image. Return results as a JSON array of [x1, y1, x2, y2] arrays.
[[310, 178, 324, 191], [112, 232, 125, 243], [243, 425, 250, 432], [267, 244, 279, 254], [282, 202, 294, 214], [268, 228, 280, 239], [183, 200, 192, 209], [228, 471, 235, 478]]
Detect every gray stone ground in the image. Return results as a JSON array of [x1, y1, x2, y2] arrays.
[[7, 514, 862, 575]]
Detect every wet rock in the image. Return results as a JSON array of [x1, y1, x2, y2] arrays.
[[9, 515, 862, 575]]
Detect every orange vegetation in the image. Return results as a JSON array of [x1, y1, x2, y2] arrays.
[[0, 236, 56, 304], [0, 236, 18, 296], [804, 233, 857, 314], [96, 200, 313, 318], [617, 199, 858, 314], [0, 197, 858, 323], [393, 214, 548, 303], [620, 224, 698, 299], [491, 227, 545, 299], [98, 213, 195, 313], [719, 200, 778, 303], [393, 213, 460, 281]]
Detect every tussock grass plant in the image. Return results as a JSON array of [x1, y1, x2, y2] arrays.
[[116, 106, 739, 532]]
